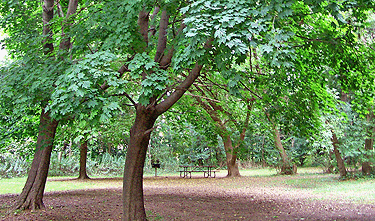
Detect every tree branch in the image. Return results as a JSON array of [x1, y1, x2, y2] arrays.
[[155, 63, 203, 115], [155, 10, 169, 63], [149, 7, 160, 36], [42, 0, 55, 55], [59, 0, 78, 51], [159, 23, 186, 69], [138, 10, 149, 47]]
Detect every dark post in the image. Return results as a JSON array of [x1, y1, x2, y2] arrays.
[[151, 159, 160, 177]]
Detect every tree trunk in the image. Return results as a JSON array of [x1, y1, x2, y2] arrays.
[[261, 136, 267, 167], [78, 140, 90, 180], [123, 105, 157, 221], [221, 135, 241, 177], [274, 127, 294, 175], [331, 133, 347, 177], [13, 109, 58, 210], [362, 113, 374, 175], [325, 150, 335, 174]]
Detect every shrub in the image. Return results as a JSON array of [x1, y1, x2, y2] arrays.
[[0, 153, 30, 178]]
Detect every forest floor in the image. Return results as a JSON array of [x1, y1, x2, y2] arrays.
[[1, 171, 375, 220]]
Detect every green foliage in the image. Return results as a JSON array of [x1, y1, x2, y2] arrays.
[[48, 51, 125, 122], [48, 151, 126, 177], [128, 53, 171, 105], [0, 153, 30, 178], [93, 152, 125, 176], [148, 115, 219, 170], [49, 152, 80, 176], [0, 109, 39, 155]]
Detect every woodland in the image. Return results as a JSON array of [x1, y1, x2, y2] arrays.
[[0, 0, 375, 220]]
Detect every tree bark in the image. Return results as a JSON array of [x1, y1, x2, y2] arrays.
[[265, 113, 295, 175], [327, 91, 348, 178], [191, 86, 252, 177], [273, 127, 294, 175], [221, 135, 240, 177], [13, 109, 58, 210], [13, 0, 56, 211], [362, 113, 374, 175], [331, 132, 347, 177], [78, 140, 90, 180], [123, 105, 157, 221]]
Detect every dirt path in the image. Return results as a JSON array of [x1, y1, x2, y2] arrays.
[[1, 174, 375, 220]]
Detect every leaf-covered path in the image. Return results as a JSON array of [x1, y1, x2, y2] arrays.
[[1, 174, 375, 220]]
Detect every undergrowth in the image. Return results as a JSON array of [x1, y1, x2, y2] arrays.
[[0, 153, 30, 178]]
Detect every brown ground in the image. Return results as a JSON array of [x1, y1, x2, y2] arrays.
[[1, 173, 375, 221]]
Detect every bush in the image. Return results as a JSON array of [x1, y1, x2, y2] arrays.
[[49, 152, 79, 176], [0, 153, 30, 178]]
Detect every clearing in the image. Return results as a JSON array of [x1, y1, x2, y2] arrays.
[[1, 169, 375, 220]]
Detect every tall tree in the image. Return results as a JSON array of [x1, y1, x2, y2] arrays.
[[190, 77, 254, 177], [2, 0, 373, 219], [0, 0, 79, 209], [47, 1, 375, 219], [265, 113, 296, 175]]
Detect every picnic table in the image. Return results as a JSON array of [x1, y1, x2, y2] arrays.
[[179, 165, 217, 178]]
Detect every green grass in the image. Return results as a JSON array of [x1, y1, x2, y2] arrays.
[[0, 176, 123, 195], [0, 177, 27, 194], [1, 168, 375, 205]]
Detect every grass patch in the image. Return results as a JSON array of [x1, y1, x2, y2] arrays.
[[1, 168, 374, 205], [0, 177, 27, 194], [0, 176, 123, 195], [237, 168, 277, 177], [146, 211, 164, 220], [312, 178, 375, 203]]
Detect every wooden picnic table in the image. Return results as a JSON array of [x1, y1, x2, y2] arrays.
[[179, 165, 216, 178]]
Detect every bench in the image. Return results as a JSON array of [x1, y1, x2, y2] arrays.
[[179, 165, 217, 178]]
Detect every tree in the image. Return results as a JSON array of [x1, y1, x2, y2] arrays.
[[47, 1, 305, 219], [189, 76, 254, 177], [0, 0, 80, 210], [363, 112, 375, 175], [2, 0, 374, 219], [265, 113, 296, 175], [78, 140, 90, 180]]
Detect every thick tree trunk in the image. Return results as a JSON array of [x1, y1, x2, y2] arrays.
[[274, 127, 294, 175], [331, 133, 347, 177], [123, 105, 157, 221], [362, 113, 374, 175], [221, 135, 240, 177], [78, 140, 90, 180], [13, 110, 58, 210]]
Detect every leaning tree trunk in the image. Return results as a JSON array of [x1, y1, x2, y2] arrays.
[[362, 113, 374, 175], [14, 110, 58, 210], [221, 135, 240, 177], [123, 105, 158, 221], [325, 150, 335, 174], [274, 127, 294, 175], [78, 140, 90, 180], [331, 133, 347, 177]]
